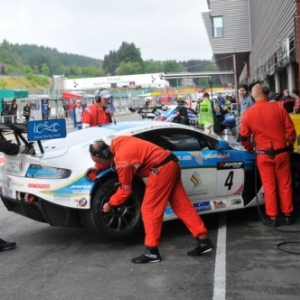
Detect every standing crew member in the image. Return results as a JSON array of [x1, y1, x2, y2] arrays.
[[174, 98, 189, 125], [239, 83, 296, 227], [82, 89, 112, 128], [86, 137, 214, 263], [198, 92, 215, 134]]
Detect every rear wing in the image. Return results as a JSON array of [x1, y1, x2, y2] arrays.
[[128, 106, 160, 119], [0, 123, 43, 154]]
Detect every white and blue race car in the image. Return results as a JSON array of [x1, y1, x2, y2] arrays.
[[0, 121, 299, 240]]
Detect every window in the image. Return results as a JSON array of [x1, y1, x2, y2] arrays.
[[135, 128, 209, 151], [212, 17, 223, 38]]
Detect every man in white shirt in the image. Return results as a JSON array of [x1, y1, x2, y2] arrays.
[[73, 99, 83, 130]]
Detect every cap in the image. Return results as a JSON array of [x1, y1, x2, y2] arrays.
[[95, 89, 112, 99]]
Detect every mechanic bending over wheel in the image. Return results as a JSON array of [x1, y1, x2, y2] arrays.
[[86, 136, 214, 263], [0, 139, 35, 252], [239, 83, 296, 227]]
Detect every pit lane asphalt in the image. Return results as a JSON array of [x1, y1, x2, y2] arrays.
[[1, 114, 300, 300]]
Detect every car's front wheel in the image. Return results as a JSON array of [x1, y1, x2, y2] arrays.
[[80, 178, 144, 240]]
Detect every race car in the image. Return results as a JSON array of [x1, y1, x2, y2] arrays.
[[0, 121, 300, 240], [153, 105, 198, 125]]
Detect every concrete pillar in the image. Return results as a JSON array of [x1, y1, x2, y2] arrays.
[[287, 64, 295, 92], [274, 72, 280, 92]]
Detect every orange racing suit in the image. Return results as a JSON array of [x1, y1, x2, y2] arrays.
[[82, 103, 112, 127], [239, 99, 296, 218], [107, 136, 207, 247]]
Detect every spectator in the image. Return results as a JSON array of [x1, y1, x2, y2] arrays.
[[72, 99, 83, 130], [282, 89, 294, 113], [239, 84, 254, 118], [215, 93, 225, 106], [107, 96, 115, 117], [292, 89, 300, 114], [8, 99, 18, 123], [41, 99, 48, 120], [82, 89, 112, 128], [23, 102, 31, 122], [45, 99, 51, 119], [86, 137, 214, 263], [63, 101, 69, 119]]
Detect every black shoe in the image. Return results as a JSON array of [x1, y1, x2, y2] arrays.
[[131, 247, 161, 263], [262, 217, 278, 228], [284, 215, 294, 226], [0, 238, 16, 251], [187, 237, 214, 256]]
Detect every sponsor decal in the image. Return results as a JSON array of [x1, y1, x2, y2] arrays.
[[27, 119, 66, 141], [75, 197, 88, 207], [122, 184, 131, 190], [193, 201, 211, 212], [217, 162, 243, 170], [6, 177, 24, 188], [230, 198, 242, 205], [2, 187, 15, 198], [188, 190, 208, 196], [70, 184, 92, 189], [177, 155, 192, 161], [190, 171, 202, 189], [203, 153, 230, 160], [3, 162, 22, 175], [213, 200, 226, 209], [72, 190, 89, 194], [28, 183, 50, 189], [53, 195, 71, 202], [234, 184, 244, 194], [191, 152, 204, 164]]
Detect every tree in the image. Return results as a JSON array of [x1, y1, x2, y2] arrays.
[[144, 60, 164, 73], [117, 42, 144, 72], [117, 62, 143, 75], [41, 63, 50, 76], [103, 50, 118, 75]]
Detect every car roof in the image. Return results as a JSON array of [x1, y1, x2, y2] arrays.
[[42, 121, 189, 150]]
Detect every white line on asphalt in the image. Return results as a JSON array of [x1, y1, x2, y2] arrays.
[[213, 213, 227, 300]]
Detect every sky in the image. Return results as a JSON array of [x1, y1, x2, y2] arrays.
[[1, 0, 213, 62]]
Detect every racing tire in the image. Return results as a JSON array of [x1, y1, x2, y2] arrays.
[[79, 178, 144, 240], [291, 153, 300, 206]]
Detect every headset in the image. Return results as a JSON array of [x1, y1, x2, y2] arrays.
[[94, 88, 106, 103], [89, 141, 113, 159]]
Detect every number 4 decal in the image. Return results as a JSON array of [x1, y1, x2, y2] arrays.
[[225, 171, 234, 190]]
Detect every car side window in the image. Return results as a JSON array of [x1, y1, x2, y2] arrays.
[[135, 128, 206, 151]]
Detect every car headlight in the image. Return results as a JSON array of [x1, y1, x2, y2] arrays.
[[25, 164, 71, 179]]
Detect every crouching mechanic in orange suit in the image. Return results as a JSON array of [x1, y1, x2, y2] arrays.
[[86, 136, 214, 263], [239, 83, 296, 227]]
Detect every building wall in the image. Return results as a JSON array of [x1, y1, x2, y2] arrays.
[[208, 0, 251, 54], [248, 0, 296, 81]]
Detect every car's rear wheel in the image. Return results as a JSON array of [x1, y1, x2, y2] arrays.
[[80, 178, 144, 240], [291, 153, 300, 205]]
